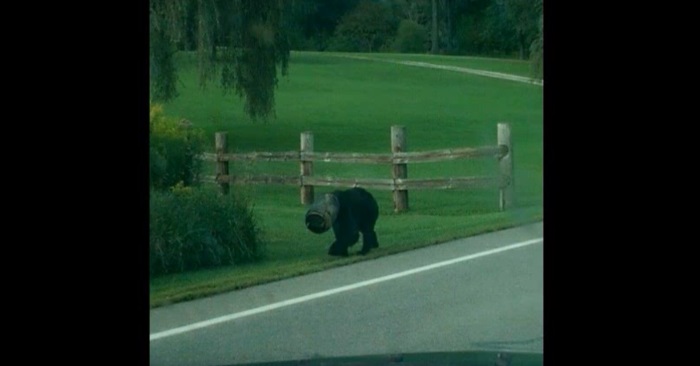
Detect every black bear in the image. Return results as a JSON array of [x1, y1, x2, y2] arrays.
[[305, 187, 379, 257]]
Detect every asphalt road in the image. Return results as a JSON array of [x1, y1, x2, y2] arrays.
[[150, 222, 543, 365]]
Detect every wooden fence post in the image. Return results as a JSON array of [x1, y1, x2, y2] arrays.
[[391, 125, 408, 212], [215, 132, 230, 195], [497, 123, 513, 210], [300, 131, 314, 205]]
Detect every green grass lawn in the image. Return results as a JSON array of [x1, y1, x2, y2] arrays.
[[150, 51, 543, 308]]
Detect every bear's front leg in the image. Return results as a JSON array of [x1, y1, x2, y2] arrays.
[[328, 240, 349, 257], [327, 231, 359, 257], [328, 216, 359, 257]]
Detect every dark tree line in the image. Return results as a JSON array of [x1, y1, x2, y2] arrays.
[[284, 0, 543, 78], [285, 0, 542, 60]]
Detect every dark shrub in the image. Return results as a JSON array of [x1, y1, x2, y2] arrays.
[[327, 0, 394, 53], [392, 20, 428, 53], [150, 184, 265, 277]]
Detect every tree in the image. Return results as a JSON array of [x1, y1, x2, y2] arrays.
[[390, 0, 430, 25], [149, 0, 290, 121], [233, 0, 290, 119], [287, 0, 361, 50], [529, 0, 543, 79], [430, 0, 438, 53], [150, 0, 186, 102], [329, 0, 395, 53], [436, 0, 484, 55], [393, 19, 428, 53], [504, 0, 540, 60]]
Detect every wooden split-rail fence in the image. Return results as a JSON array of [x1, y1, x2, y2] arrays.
[[199, 124, 513, 213]]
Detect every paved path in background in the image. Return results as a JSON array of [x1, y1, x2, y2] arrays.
[[150, 222, 543, 365], [331, 54, 544, 86]]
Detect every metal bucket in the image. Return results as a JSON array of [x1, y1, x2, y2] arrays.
[[305, 193, 339, 234]]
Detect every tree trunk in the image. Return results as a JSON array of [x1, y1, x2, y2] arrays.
[[445, 0, 451, 52], [519, 43, 524, 60], [431, 0, 438, 54]]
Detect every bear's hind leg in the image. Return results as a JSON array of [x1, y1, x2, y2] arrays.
[[359, 230, 379, 255]]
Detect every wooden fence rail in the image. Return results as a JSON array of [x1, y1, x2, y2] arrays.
[[199, 124, 513, 212], [199, 145, 506, 164]]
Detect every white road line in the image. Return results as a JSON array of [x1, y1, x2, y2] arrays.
[[150, 237, 543, 341]]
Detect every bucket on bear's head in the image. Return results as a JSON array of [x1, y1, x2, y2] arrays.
[[305, 193, 339, 234]]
